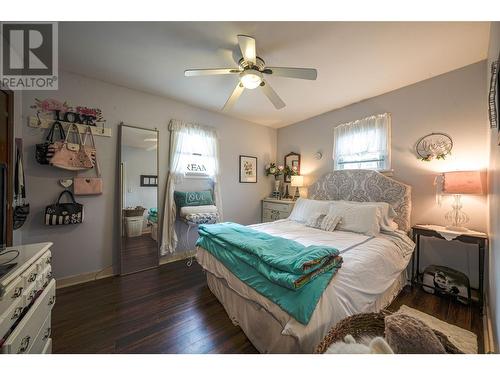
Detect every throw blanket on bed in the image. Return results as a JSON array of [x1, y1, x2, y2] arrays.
[[196, 222, 343, 324]]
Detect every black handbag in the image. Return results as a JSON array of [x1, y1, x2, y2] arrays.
[[13, 138, 29, 230], [36, 121, 66, 165], [44, 190, 84, 226]]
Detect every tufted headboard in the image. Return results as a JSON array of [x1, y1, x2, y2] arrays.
[[308, 170, 412, 232]]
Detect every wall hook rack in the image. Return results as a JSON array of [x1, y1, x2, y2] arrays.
[[28, 116, 112, 137]]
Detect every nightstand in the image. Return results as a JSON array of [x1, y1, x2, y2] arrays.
[[262, 198, 295, 223], [411, 224, 488, 312]]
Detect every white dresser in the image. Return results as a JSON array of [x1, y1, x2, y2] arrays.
[[261, 198, 295, 222], [0, 242, 54, 354]]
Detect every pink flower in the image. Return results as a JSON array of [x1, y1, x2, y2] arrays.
[[278, 165, 284, 170]]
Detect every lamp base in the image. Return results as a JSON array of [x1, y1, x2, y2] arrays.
[[445, 225, 469, 233]]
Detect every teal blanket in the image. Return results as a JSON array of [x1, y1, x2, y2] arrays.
[[196, 222, 343, 324]]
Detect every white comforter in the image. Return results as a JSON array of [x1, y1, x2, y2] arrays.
[[197, 219, 414, 351]]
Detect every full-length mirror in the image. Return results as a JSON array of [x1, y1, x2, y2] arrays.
[[120, 125, 159, 275]]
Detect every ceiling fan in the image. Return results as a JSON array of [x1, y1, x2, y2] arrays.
[[184, 35, 318, 111]]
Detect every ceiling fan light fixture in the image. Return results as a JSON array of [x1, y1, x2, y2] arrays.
[[240, 69, 263, 89]]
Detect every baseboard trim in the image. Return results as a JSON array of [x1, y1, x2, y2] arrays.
[[55, 251, 197, 290], [56, 266, 115, 289], [483, 296, 498, 353]]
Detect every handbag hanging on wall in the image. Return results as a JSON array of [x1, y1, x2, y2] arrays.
[[74, 161, 103, 195], [49, 123, 94, 171], [35, 121, 66, 165], [44, 190, 84, 225], [74, 126, 102, 195], [13, 138, 29, 229]]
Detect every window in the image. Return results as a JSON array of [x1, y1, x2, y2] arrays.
[[333, 113, 391, 171], [176, 126, 218, 178]]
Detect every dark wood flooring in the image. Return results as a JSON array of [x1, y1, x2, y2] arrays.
[[52, 260, 483, 354], [120, 234, 159, 275]]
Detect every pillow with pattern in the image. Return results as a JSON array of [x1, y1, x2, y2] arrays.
[[305, 213, 341, 232]]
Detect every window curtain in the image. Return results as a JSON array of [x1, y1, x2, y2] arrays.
[[333, 113, 391, 171], [160, 119, 223, 255]]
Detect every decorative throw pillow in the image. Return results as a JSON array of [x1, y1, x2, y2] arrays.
[[174, 190, 214, 207], [306, 213, 341, 232]]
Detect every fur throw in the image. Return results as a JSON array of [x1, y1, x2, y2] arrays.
[[325, 335, 393, 354], [384, 314, 446, 354]]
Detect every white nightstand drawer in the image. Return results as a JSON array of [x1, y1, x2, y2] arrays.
[[262, 209, 290, 221], [2, 279, 56, 354], [263, 201, 293, 213]]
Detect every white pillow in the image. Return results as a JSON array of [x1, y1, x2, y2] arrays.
[[336, 200, 398, 231], [180, 205, 218, 218], [306, 213, 342, 232], [288, 198, 332, 223], [328, 202, 380, 236]]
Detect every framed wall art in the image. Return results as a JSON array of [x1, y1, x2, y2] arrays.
[[239, 155, 257, 183], [140, 175, 158, 187]]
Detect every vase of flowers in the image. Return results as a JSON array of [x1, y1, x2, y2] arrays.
[[265, 163, 284, 195]]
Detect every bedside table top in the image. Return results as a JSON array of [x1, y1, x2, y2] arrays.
[[412, 224, 487, 239], [263, 198, 295, 204]]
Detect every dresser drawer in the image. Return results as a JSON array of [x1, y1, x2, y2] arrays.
[[29, 313, 51, 354], [2, 279, 56, 354], [0, 277, 24, 315], [263, 201, 293, 213], [38, 251, 52, 271], [0, 294, 25, 339], [22, 262, 39, 290], [42, 338, 52, 354], [263, 208, 291, 221]]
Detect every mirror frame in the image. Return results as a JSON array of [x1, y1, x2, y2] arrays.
[[284, 152, 301, 183], [119, 123, 160, 275]]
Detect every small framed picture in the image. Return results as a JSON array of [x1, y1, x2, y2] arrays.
[[239, 155, 257, 183], [140, 175, 158, 187]]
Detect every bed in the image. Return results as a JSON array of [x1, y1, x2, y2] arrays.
[[196, 170, 414, 353]]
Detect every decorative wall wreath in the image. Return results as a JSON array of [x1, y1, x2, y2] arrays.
[[415, 132, 453, 162]]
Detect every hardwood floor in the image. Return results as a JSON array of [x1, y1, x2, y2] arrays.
[[120, 234, 159, 275], [52, 260, 483, 353]]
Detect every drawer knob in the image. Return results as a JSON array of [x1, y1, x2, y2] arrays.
[[11, 306, 23, 320], [43, 327, 51, 340], [17, 335, 31, 353], [46, 256, 52, 265], [48, 295, 56, 306], [11, 287, 23, 299], [28, 273, 38, 283]]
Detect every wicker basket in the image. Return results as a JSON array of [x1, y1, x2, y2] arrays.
[[314, 310, 462, 354], [123, 207, 146, 217]]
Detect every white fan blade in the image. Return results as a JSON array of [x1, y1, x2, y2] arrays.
[[261, 81, 285, 110], [222, 82, 245, 112], [264, 67, 317, 80], [237, 35, 256, 65], [185, 68, 240, 77]]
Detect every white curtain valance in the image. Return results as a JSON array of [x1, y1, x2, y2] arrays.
[[333, 113, 391, 171], [160, 119, 223, 255]]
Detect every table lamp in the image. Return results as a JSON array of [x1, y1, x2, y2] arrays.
[[291, 175, 304, 201], [442, 170, 486, 232]]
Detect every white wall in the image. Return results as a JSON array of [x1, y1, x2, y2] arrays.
[[487, 21, 500, 351], [278, 61, 488, 288], [20, 70, 277, 279], [122, 146, 157, 210]]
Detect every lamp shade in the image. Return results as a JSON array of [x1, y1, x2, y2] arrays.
[[290, 175, 304, 187], [443, 170, 486, 195]]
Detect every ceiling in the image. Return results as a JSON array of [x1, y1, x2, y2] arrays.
[[59, 22, 490, 128], [121, 126, 157, 150]]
